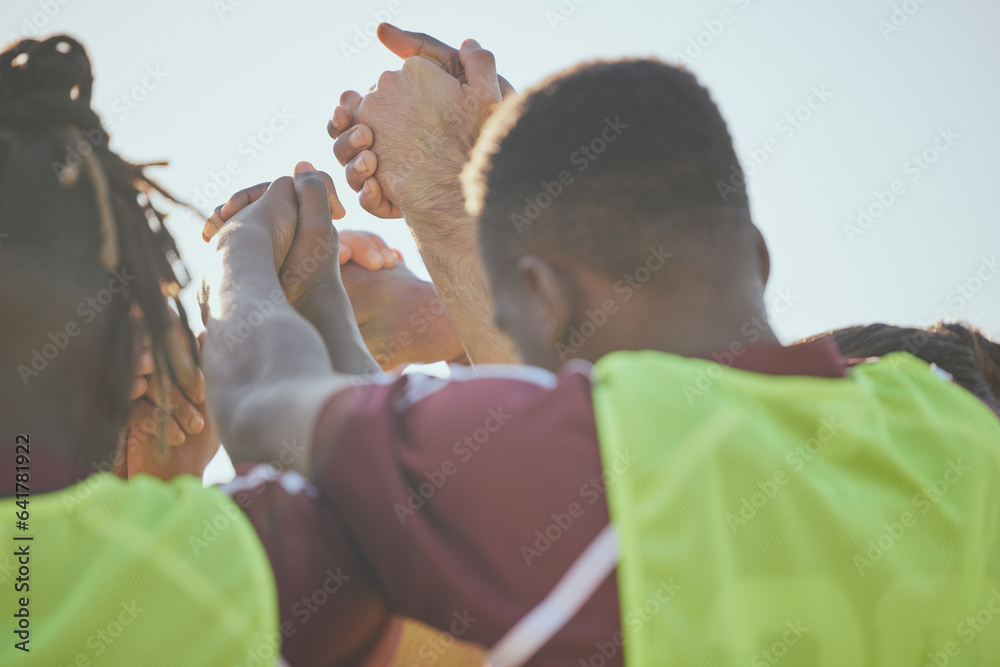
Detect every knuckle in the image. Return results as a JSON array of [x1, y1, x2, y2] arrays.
[[339, 90, 357, 106]]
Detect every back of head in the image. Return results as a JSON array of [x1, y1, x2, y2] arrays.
[[464, 58, 759, 290], [0, 35, 194, 462], [803, 322, 1000, 412]]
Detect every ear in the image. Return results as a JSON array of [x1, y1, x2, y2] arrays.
[[752, 225, 770, 286], [517, 255, 571, 347]]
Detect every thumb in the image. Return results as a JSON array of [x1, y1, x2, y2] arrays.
[[377, 23, 457, 68], [292, 161, 335, 236], [458, 39, 501, 101]]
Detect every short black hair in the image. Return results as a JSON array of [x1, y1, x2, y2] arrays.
[[465, 58, 754, 285]]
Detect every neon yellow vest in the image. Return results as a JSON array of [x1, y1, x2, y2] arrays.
[[1, 473, 279, 665], [592, 351, 1000, 666]]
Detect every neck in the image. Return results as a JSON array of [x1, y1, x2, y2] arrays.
[[1, 392, 121, 495], [571, 279, 779, 364]]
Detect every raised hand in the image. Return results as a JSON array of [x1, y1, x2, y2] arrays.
[[329, 25, 514, 221], [351, 39, 502, 222], [375, 23, 516, 98], [200, 165, 396, 304]]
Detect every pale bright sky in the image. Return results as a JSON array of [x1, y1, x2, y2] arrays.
[[6, 0, 998, 482]]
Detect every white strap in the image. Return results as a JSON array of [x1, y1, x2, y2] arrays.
[[486, 524, 618, 667]]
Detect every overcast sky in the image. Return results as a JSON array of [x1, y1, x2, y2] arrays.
[[6, 0, 997, 481]]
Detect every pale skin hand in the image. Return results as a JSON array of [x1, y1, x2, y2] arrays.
[[342, 260, 468, 369], [330, 27, 519, 365]]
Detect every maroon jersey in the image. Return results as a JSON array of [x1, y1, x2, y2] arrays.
[[232, 342, 851, 665]]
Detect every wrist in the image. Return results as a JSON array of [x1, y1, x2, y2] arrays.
[[292, 280, 380, 375], [290, 278, 351, 324], [213, 218, 286, 270]]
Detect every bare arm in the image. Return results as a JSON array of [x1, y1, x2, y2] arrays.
[[200, 174, 357, 473], [405, 197, 518, 365], [330, 29, 519, 365], [202, 174, 381, 377]]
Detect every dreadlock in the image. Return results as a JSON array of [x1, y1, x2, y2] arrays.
[[0, 35, 198, 462], [799, 322, 1000, 412]]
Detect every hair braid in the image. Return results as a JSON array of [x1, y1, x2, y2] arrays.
[[0, 35, 198, 457]]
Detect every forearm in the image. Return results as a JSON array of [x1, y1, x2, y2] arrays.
[[202, 223, 351, 473], [405, 207, 518, 365], [294, 287, 382, 376]]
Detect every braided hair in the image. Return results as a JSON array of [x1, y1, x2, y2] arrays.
[[800, 322, 1000, 412], [0, 35, 197, 462]]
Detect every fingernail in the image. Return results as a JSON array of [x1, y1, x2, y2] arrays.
[[362, 179, 372, 195], [352, 154, 370, 174], [190, 410, 205, 434], [367, 250, 384, 268], [462, 38, 480, 48], [294, 161, 316, 175], [350, 127, 367, 148], [381, 249, 396, 266]]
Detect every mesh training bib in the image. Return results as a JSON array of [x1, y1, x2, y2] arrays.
[[1, 472, 278, 666], [592, 351, 1000, 666]]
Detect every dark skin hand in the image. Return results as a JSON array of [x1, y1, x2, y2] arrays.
[[117, 324, 219, 481], [203, 169, 466, 369]]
